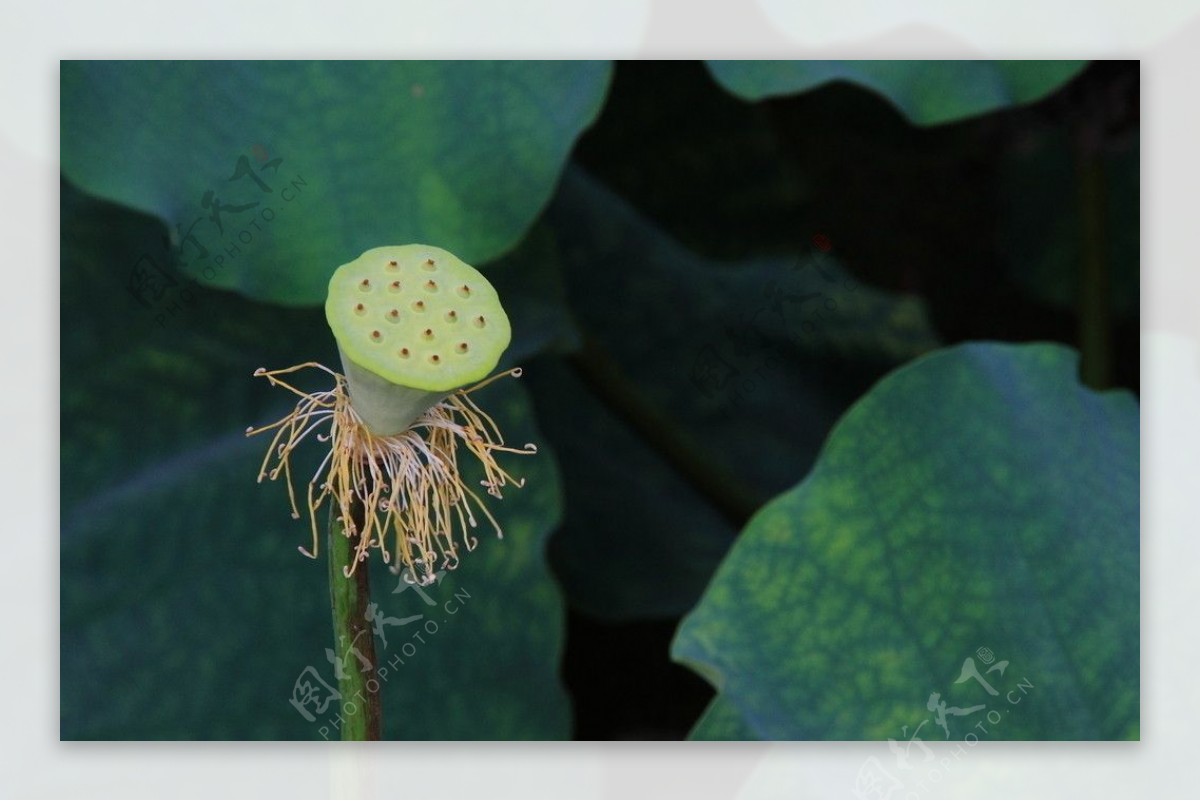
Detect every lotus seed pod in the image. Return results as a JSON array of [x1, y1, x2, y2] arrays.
[[325, 245, 512, 435]]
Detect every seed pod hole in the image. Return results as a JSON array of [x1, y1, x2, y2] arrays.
[[444, 310, 458, 323], [354, 303, 366, 316], [387, 309, 400, 322], [388, 280, 402, 293], [423, 258, 437, 271], [386, 260, 399, 271], [422, 328, 434, 341], [412, 300, 425, 312], [424, 279, 438, 292], [398, 347, 410, 358], [457, 285, 471, 298], [429, 354, 441, 364], [474, 315, 486, 328], [456, 342, 469, 354], [370, 330, 382, 343], [359, 278, 372, 291]]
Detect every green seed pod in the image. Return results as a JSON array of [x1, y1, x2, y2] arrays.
[[325, 244, 512, 435]]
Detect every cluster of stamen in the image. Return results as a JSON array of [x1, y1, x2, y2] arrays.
[[246, 363, 535, 584]]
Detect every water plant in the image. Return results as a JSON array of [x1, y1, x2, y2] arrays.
[[60, 60, 1139, 747], [246, 244, 535, 738]]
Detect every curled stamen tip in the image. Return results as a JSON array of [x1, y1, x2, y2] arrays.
[[524, 443, 538, 452], [510, 367, 524, 377], [253, 367, 266, 376], [290, 512, 300, 519], [298, 546, 316, 558]]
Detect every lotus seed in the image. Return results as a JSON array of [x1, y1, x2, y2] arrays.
[[325, 243, 512, 406], [257, 244, 529, 589]]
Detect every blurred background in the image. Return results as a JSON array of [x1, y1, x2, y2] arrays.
[[60, 60, 1139, 740]]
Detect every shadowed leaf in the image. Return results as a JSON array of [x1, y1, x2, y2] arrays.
[[61, 60, 611, 305], [707, 61, 1087, 125]]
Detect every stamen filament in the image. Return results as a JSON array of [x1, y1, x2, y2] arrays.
[[247, 363, 534, 583]]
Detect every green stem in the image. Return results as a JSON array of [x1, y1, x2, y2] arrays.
[[328, 512, 382, 740], [1076, 107, 1112, 389]]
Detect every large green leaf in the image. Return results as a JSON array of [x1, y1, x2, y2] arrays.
[[672, 342, 1139, 740], [706, 61, 1087, 125], [60, 61, 611, 305], [533, 167, 940, 620], [61, 182, 569, 739]]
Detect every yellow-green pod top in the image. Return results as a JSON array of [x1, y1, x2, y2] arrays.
[[325, 245, 511, 435]]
